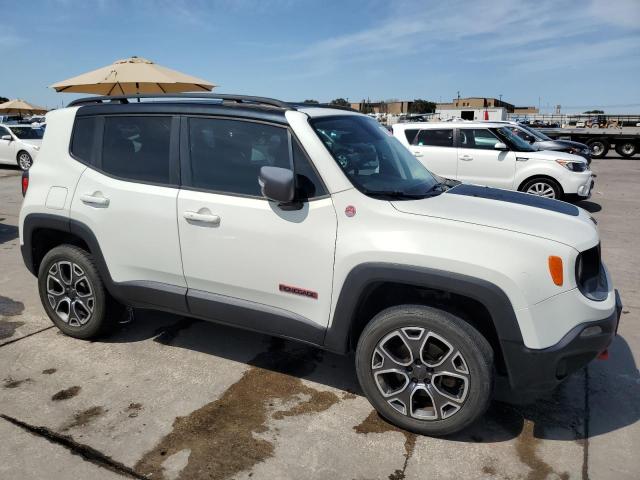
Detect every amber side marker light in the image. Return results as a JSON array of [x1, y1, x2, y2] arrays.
[[548, 256, 563, 286]]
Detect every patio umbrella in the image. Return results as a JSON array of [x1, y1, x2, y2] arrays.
[[0, 99, 47, 115], [50, 56, 216, 95]]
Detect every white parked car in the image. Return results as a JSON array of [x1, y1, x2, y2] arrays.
[[392, 122, 593, 200], [19, 94, 620, 436], [0, 123, 44, 170]]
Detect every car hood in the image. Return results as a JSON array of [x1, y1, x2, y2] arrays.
[[535, 139, 589, 151], [391, 184, 598, 251], [523, 149, 588, 163]]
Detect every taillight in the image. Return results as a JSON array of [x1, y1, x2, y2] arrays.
[[21, 170, 29, 197]]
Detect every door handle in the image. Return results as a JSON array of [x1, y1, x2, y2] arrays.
[[80, 193, 109, 207], [412, 151, 423, 157], [183, 210, 221, 225], [459, 155, 473, 161]]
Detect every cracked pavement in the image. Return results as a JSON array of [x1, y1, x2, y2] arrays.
[[1, 159, 639, 479]]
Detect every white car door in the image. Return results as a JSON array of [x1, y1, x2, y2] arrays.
[[456, 128, 516, 189], [0, 126, 16, 165], [407, 128, 458, 179], [177, 117, 337, 339], [70, 115, 186, 293]]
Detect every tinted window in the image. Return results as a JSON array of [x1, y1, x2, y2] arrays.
[[460, 129, 500, 150], [404, 129, 419, 145], [102, 116, 171, 183], [0, 126, 10, 137], [415, 129, 453, 147], [71, 117, 97, 163], [293, 140, 327, 199], [188, 118, 289, 196], [9, 126, 44, 139]]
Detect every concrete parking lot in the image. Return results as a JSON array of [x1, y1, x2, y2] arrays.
[[1, 157, 638, 480]]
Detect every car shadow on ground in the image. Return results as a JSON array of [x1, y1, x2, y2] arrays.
[[99, 309, 639, 444], [0, 220, 19, 245], [575, 200, 602, 213]]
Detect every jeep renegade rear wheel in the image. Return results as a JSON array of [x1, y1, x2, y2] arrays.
[[356, 305, 493, 436], [38, 245, 121, 339]]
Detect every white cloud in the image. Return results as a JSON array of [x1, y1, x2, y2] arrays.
[[278, 0, 640, 74]]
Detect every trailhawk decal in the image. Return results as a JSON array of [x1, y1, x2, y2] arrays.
[[279, 284, 318, 299]]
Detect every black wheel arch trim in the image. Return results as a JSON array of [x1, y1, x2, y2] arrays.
[[22, 215, 527, 386]]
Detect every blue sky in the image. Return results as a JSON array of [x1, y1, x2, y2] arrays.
[[1, 0, 639, 113]]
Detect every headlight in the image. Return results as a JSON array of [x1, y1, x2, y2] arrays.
[[555, 159, 587, 172]]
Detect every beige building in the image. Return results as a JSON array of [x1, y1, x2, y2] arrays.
[[350, 101, 412, 115], [437, 97, 538, 114]]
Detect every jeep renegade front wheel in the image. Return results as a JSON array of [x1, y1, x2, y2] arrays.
[[356, 305, 493, 436], [38, 245, 121, 339]]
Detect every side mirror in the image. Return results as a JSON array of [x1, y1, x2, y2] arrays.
[[494, 142, 508, 150], [1, 135, 12, 141], [259, 166, 295, 203]]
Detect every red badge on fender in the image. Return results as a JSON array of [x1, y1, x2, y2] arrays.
[[345, 205, 356, 217]]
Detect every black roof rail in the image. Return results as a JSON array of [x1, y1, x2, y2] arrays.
[[290, 102, 358, 112], [67, 93, 292, 109]]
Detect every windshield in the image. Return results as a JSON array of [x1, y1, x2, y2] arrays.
[[310, 115, 440, 198], [494, 127, 537, 152], [519, 124, 551, 141], [9, 126, 44, 140]]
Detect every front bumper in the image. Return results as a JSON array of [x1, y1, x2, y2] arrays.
[[501, 290, 622, 393]]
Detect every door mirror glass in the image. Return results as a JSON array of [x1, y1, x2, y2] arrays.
[[494, 142, 508, 150], [1, 134, 12, 141], [259, 166, 295, 203]]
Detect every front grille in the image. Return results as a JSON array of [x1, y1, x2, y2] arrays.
[[575, 244, 607, 301]]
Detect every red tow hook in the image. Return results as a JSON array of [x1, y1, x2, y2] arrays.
[[598, 349, 609, 360]]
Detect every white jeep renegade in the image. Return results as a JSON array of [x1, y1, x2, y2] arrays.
[[19, 94, 621, 436]]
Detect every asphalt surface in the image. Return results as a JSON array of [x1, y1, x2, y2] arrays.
[[0, 157, 638, 480]]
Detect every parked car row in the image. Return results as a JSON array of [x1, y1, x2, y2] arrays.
[[392, 121, 593, 201]]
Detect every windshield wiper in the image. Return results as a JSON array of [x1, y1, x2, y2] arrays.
[[362, 182, 446, 199]]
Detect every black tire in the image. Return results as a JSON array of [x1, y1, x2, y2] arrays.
[[17, 151, 32, 170], [38, 245, 122, 339], [615, 141, 637, 158], [355, 305, 494, 436], [587, 139, 609, 158], [519, 176, 563, 200]]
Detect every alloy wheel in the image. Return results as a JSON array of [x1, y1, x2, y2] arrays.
[[371, 327, 470, 421], [526, 182, 556, 198], [46, 261, 95, 327], [18, 152, 32, 170]]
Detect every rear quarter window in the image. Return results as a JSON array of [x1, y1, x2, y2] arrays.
[[70, 116, 98, 163]]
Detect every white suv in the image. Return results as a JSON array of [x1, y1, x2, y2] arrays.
[[392, 122, 593, 200], [0, 123, 43, 170], [19, 94, 621, 436]]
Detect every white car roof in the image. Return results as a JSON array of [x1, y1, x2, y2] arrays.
[[392, 121, 513, 130]]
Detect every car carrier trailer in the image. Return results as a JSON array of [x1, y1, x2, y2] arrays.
[[539, 127, 640, 159]]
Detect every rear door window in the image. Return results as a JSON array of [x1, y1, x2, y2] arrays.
[[415, 129, 454, 147], [102, 116, 172, 184]]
